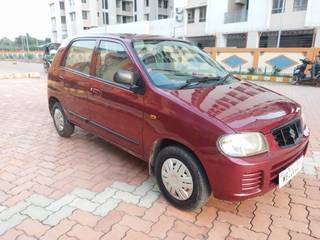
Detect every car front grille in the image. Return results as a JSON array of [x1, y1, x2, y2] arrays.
[[272, 118, 302, 147], [241, 171, 263, 193]]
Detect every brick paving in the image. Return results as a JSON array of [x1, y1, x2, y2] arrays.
[[0, 76, 319, 240]]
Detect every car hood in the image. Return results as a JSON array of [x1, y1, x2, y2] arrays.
[[166, 81, 300, 133]]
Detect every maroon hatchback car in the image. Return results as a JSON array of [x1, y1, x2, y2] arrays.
[[48, 34, 310, 210]]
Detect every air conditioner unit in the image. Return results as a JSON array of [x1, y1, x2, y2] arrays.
[[235, 0, 246, 5]]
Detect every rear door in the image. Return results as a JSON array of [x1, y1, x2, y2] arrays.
[[88, 39, 144, 156], [59, 39, 96, 125]]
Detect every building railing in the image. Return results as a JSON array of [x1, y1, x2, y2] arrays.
[[224, 10, 248, 24], [272, 7, 284, 13]]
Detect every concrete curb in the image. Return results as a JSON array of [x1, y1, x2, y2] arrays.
[[0, 72, 41, 80], [235, 74, 291, 83]]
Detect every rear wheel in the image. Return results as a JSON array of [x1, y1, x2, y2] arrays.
[[154, 145, 210, 210], [52, 102, 74, 137]]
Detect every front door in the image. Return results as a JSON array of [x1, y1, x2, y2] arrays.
[[60, 39, 96, 125], [88, 40, 144, 156]]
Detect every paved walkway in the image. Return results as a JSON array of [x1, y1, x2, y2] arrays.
[[0, 77, 319, 240]]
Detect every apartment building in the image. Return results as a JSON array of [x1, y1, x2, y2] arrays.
[[186, 0, 320, 48], [49, 0, 173, 42]]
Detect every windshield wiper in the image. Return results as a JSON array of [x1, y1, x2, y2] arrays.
[[218, 73, 231, 84], [178, 75, 221, 89]]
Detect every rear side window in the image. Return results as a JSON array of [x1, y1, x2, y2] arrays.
[[64, 40, 96, 74], [95, 41, 135, 82]]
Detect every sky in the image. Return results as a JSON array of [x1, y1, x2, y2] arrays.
[[0, 0, 51, 40]]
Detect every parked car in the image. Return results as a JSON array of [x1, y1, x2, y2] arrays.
[[48, 34, 310, 210]]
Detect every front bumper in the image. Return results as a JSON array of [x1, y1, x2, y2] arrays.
[[204, 130, 309, 201]]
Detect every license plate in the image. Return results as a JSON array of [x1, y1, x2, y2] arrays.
[[278, 156, 303, 188]]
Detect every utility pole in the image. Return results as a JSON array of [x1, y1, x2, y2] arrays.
[[276, 0, 286, 48], [25, 33, 30, 53]]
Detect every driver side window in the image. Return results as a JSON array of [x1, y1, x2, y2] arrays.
[[95, 41, 135, 83]]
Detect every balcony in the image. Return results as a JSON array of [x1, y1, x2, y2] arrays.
[[224, 10, 248, 24]]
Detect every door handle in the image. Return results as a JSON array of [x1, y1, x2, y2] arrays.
[[90, 87, 102, 95]]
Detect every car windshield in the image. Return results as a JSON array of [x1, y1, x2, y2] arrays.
[[133, 40, 234, 89]]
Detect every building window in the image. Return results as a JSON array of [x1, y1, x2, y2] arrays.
[[82, 11, 88, 20], [81, 0, 86, 3], [293, 0, 308, 11], [51, 17, 56, 25], [69, 0, 74, 6], [102, 0, 108, 9], [116, 0, 121, 8], [158, 15, 168, 19], [103, 12, 109, 24], [50, 3, 55, 16], [59, 1, 65, 10], [70, 12, 76, 21], [61, 16, 66, 24], [199, 6, 206, 22], [134, 14, 137, 21], [122, 1, 132, 11], [187, 9, 195, 23], [145, 0, 149, 7], [123, 16, 133, 23], [134, 0, 137, 11], [164, 0, 168, 8], [226, 33, 247, 48], [144, 14, 149, 20], [272, 0, 285, 13], [117, 15, 122, 23]]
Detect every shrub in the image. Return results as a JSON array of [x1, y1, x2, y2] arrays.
[[272, 66, 281, 76], [247, 67, 256, 75]]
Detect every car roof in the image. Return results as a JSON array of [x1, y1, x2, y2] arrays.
[[60, 33, 187, 46]]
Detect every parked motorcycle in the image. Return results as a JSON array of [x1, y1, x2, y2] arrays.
[[42, 43, 60, 73], [292, 58, 320, 86]]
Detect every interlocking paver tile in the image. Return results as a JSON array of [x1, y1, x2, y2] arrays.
[[40, 219, 76, 240], [91, 188, 116, 204], [0, 213, 27, 235], [68, 209, 100, 227], [70, 188, 96, 200], [67, 224, 104, 240], [26, 194, 54, 208], [99, 224, 129, 240], [111, 182, 136, 192], [16, 218, 50, 238], [21, 205, 52, 221], [138, 190, 160, 208], [43, 205, 75, 226], [0, 201, 30, 221], [93, 198, 120, 217], [46, 194, 77, 212], [1, 77, 320, 240], [69, 198, 99, 212], [113, 191, 140, 204]]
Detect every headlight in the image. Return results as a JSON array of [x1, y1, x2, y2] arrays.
[[218, 132, 268, 157]]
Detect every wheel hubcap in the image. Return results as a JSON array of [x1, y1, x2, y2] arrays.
[[54, 108, 64, 131], [161, 158, 193, 200]]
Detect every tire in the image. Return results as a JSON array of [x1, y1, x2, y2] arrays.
[[291, 76, 298, 85], [52, 102, 74, 137], [154, 145, 210, 210]]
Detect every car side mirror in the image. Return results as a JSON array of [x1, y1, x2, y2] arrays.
[[114, 70, 145, 94]]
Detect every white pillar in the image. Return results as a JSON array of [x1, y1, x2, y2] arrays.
[[215, 33, 226, 47], [314, 28, 320, 47], [246, 31, 260, 48]]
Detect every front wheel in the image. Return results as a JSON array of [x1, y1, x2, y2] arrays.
[[52, 102, 74, 137], [291, 76, 299, 85], [154, 145, 210, 210]]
